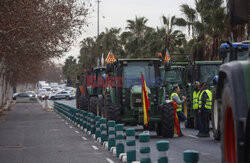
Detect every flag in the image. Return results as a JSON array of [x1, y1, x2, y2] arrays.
[[105, 51, 116, 63], [164, 49, 170, 62], [142, 73, 150, 126], [171, 101, 181, 136]]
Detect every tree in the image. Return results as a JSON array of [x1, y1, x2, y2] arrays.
[[179, 0, 226, 60]]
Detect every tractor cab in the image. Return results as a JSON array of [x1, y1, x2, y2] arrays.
[[192, 61, 222, 89], [104, 58, 175, 138], [160, 65, 187, 99]]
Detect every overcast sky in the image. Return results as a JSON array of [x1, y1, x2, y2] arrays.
[[55, 0, 195, 64]]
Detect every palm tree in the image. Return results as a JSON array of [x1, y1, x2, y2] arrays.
[[126, 16, 148, 39], [179, 0, 226, 60], [161, 15, 186, 53]]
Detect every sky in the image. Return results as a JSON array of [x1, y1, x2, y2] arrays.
[[54, 0, 195, 64]]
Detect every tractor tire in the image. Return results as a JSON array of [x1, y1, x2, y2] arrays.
[[107, 104, 121, 122], [161, 103, 174, 138], [212, 99, 221, 140], [221, 83, 237, 163], [79, 95, 88, 111], [103, 94, 112, 117], [89, 96, 98, 115]]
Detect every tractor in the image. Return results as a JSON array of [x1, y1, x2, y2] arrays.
[[101, 58, 175, 138], [215, 0, 249, 161], [216, 41, 249, 162], [87, 66, 106, 115], [76, 70, 91, 111]]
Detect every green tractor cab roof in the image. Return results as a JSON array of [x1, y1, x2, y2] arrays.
[[118, 58, 160, 62], [194, 61, 222, 65]]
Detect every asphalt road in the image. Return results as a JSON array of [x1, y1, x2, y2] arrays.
[[50, 99, 221, 163], [0, 103, 119, 163]]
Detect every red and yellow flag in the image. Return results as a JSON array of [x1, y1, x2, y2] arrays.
[[164, 49, 170, 62], [105, 51, 116, 63], [171, 101, 181, 136], [142, 73, 150, 126]]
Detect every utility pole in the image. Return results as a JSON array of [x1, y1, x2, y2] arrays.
[[97, 0, 101, 37]]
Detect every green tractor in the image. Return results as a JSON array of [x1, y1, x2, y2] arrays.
[[87, 67, 106, 115], [103, 58, 175, 137], [76, 70, 92, 111]]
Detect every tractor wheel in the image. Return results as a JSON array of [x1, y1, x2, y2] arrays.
[[107, 104, 121, 122], [103, 94, 111, 118], [89, 96, 98, 115], [79, 95, 88, 111], [161, 103, 174, 138], [221, 83, 237, 163], [212, 99, 221, 140]]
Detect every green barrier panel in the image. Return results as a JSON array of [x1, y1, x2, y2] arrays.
[[90, 113, 95, 134], [100, 118, 107, 145], [107, 121, 116, 151], [183, 150, 199, 163], [95, 116, 101, 140], [82, 111, 87, 129], [126, 128, 136, 163], [115, 124, 124, 157], [156, 141, 169, 163], [139, 133, 151, 163]]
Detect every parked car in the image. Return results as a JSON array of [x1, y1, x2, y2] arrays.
[[12, 92, 20, 100], [26, 91, 36, 97], [49, 91, 74, 100], [16, 92, 37, 102]]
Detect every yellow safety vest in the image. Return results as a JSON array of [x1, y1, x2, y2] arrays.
[[198, 90, 212, 110], [193, 90, 200, 110], [170, 93, 182, 112]]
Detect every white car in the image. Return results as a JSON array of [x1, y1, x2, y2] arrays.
[[49, 91, 74, 100]]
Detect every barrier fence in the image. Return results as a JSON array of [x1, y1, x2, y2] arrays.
[[54, 102, 199, 163]]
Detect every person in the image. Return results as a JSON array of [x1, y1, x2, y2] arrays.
[[197, 82, 212, 137], [170, 86, 187, 136], [193, 81, 201, 130]]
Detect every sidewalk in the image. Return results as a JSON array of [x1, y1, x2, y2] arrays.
[[0, 103, 118, 163]]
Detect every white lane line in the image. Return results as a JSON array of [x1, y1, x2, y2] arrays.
[[61, 119, 64, 122], [82, 137, 87, 140], [188, 135, 199, 139], [75, 130, 79, 134], [65, 122, 68, 125], [92, 145, 99, 150], [69, 126, 73, 128], [106, 158, 114, 163]]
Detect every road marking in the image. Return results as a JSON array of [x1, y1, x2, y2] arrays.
[[106, 158, 114, 163], [69, 126, 73, 128], [75, 130, 79, 134], [82, 137, 87, 140], [201, 152, 211, 155], [65, 122, 68, 125], [61, 119, 64, 122], [92, 145, 99, 150], [188, 135, 199, 139]]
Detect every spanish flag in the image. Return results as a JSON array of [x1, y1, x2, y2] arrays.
[[171, 101, 181, 136], [142, 73, 149, 126], [164, 49, 170, 62]]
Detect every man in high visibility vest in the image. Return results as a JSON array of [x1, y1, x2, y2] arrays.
[[193, 81, 201, 130], [170, 86, 186, 136], [197, 82, 212, 137]]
